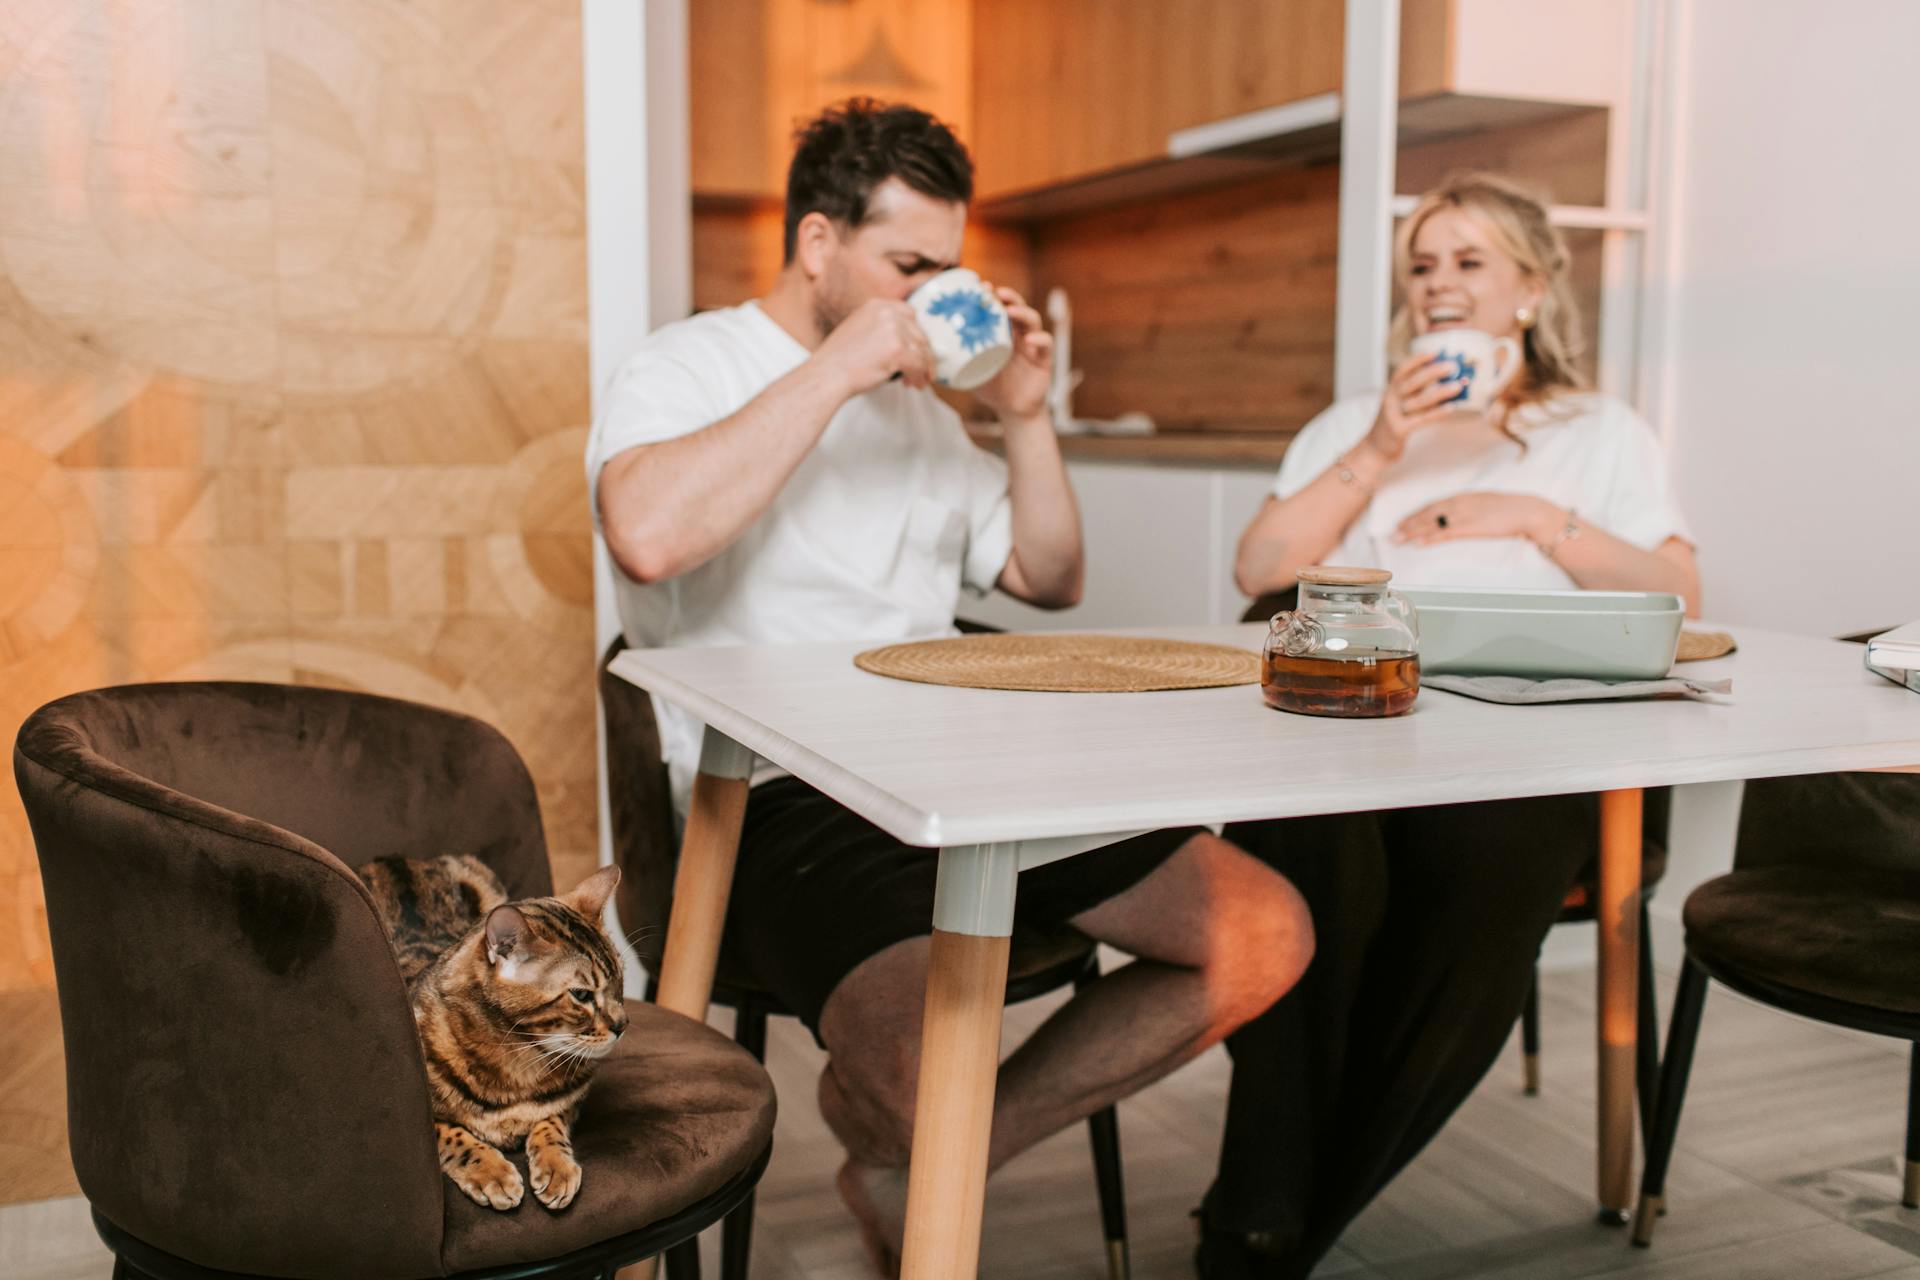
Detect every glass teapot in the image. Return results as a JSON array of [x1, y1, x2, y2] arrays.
[[1261, 566, 1421, 717]]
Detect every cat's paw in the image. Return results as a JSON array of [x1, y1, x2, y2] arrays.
[[529, 1145, 583, 1211], [449, 1147, 524, 1211]]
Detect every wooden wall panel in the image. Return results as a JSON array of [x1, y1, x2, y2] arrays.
[[1032, 164, 1343, 436], [0, 0, 595, 999]]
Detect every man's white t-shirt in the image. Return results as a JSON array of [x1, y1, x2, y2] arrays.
[[1271, 392, 1692, 593], [585, 301, 1015, 813]]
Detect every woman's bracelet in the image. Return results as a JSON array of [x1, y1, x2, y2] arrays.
[[1541, 508, 1582, 558], [1333, 452, 1375, 497]]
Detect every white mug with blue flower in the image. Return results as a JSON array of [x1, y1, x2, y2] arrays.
[[1409, 328, 1521, 412], [907, 268, 1013, 390]]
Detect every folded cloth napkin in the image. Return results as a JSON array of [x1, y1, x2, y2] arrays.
[[1424, 673, 1733, 704]]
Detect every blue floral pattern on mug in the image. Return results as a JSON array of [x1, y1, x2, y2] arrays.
[[926, 289, 1007, 353], [1435, 352, 1478, 403]]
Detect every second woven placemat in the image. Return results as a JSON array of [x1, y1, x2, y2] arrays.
[[1675, 630, 1737, 662], [854, 633, 1260, 693]]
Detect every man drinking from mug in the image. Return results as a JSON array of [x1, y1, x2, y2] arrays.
[[587, 97, 1311, 1276]]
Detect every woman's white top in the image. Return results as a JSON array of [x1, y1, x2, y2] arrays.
[[1272, 392, 1692, 591]]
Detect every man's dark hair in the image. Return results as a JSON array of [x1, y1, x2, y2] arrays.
[[783, 98, 974, 262]]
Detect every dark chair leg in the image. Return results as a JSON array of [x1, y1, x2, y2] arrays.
[[1636, 901, 1660, 1155], [1905, 1041, 1920, 1209], [1634, 956, 1710, 1246], [664, 1237, 703, 1280], [1074, 959, 1130, 1280], [720, 999, 769, 1280], [1520, 966, 1542, 1095]]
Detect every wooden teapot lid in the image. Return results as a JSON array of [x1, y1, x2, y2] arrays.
[[1297, 566, 1392, 586]]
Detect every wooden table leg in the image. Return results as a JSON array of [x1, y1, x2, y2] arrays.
[[1596, 787, 1643, 1224], [899, 843, 1019, 1280], [621, 730, 753, 1280], [654, 780, 749, 1017]]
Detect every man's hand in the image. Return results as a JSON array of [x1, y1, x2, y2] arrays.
[[970, 286, 1053, 423], [812, 298, 936, 397]]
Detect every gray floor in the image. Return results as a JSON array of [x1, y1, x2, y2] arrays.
[[7, 961, 1919, 1279]]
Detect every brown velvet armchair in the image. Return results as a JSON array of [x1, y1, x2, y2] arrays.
[[13, 681, 776, 1280]]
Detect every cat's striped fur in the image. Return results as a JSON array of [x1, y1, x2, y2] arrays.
[[359, 854, 626, 1211]]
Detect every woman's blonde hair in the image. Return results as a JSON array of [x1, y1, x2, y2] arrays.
[[1388, 171, 1585, 431]]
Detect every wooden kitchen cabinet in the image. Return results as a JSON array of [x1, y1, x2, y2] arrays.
[[967, 0, 1629, 207], [969, 0, 1347, 200], [690, 0, 973, 199]]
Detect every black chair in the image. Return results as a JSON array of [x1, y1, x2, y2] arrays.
[[599, 634, 1132, 1280], [1635, 760, 1920, 1245]]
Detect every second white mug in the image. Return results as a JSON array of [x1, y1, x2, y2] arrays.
[[1410, 328, 1522, 412]]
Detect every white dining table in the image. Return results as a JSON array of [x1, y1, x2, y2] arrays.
[[613, 623, 1920, 1280]]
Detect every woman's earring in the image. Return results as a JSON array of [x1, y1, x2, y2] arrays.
[[1515, 306, 1535, 329]]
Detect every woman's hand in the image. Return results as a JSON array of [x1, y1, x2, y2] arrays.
[[1394, 492, 1562, 546], [1362, 353, 1462, 462]]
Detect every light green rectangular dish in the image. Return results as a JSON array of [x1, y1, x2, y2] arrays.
[[1399, 586, 1685, 681]]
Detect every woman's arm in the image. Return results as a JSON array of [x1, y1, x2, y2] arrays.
[[1394, 494, 1704, 617], [1233, 446, 1386, 596], [1545, 517, 1703, 617], [1235, 356, 1461, 596]]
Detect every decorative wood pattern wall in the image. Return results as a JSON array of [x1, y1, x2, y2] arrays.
[[0, 0, 594, 996]]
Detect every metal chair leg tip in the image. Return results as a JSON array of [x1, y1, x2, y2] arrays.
[[1595, 1206, 1630, 1228], [1904, 1160, 1920, 1209], [1523, 1054, 1541, 1096], [1630, 1194, 1662, 1245], [1106, 1237, 1131, 1280]]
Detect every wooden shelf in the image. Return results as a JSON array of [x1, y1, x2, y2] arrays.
[[976, 93, 1605, 224], [965, 427, 1296, 468]]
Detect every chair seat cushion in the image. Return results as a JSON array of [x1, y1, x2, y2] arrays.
[[1683, 866, 1920, 1018], [440, 999, 776, 1274]]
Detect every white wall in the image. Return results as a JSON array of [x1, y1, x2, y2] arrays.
[[1659, 0, 1920, 637], [584, 0, 689, 972], [1649, 0, 1920, 962], [962, 460, 1278, 632]]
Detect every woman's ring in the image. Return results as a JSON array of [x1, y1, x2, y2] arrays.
[[1435, 513, 1449, 529]]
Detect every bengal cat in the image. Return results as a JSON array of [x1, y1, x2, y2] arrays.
[[359, 854, 627, 1211]]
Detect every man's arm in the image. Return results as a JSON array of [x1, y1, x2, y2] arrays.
[[994, 409, 1083, 607], [977, 288, 1083, 608], [597, 299, 932, 585]]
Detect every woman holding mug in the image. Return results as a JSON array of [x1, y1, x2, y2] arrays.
[[1196, 172, 1701, 1278]]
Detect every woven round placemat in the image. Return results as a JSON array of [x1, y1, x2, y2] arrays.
[[1675, 629, 1737, 662], [854, 633, 1260, 692]]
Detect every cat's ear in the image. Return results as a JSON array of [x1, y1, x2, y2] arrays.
[[563, 864, 621, 921], [484, 904, 525, 966]]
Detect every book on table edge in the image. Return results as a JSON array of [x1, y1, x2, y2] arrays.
[[1867, 621, 1920, 694]]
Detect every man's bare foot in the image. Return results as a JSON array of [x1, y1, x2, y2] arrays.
[[836, 1160, 908, 1279]]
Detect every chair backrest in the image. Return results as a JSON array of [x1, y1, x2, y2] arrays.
[[1241, 587, 1298, 625], [599, 637, 680, 971], [11, 681, 553, 1277]]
